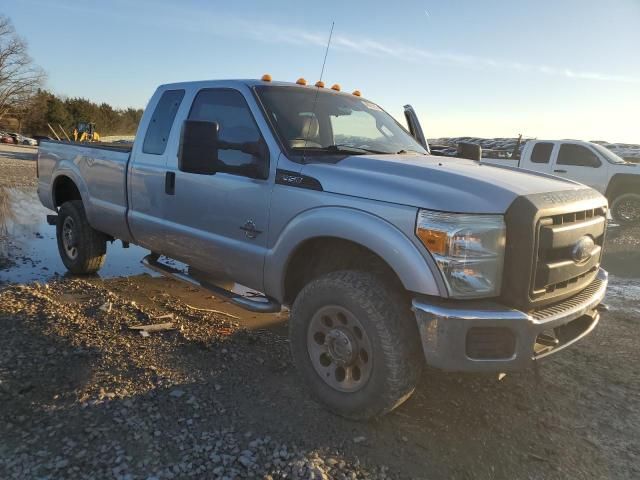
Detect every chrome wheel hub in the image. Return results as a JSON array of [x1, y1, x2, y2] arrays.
[[62, 216, 78, 260]]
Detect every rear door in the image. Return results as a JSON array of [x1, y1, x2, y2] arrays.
[[521, 141, 556, 174], [551, 142, 607, 191], [128, 88, 186, 253], [161, 87, 273, 291]]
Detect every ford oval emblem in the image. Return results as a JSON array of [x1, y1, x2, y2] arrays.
[[572, 236, 595, 264]]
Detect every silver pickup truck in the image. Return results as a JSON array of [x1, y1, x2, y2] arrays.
[[37, 78, 609, 419]]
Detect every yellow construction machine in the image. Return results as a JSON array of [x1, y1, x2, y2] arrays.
[[73, 122, 100, 142]]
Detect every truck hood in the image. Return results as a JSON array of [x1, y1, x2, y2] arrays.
[[301, 154, 590, 214]]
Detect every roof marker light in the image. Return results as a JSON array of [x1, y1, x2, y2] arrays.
[[315, 80, 325, 88], [352, 90, 361, 96], [296, 77, 307, 85], [261, 74, 272, 82], [331, 83, 341, 91]]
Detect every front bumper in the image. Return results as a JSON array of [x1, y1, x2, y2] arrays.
[[412, 268, 608, 372]]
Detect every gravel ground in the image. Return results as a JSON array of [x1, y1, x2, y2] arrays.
[[0, 144, 37, 188], [1, 144, 639, 479]]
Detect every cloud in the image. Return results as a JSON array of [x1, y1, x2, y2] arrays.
[[23, 0, 640, 84], [227, 19, 639, 84]]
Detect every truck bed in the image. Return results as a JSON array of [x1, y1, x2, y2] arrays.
[[37, 140, 133, 242]]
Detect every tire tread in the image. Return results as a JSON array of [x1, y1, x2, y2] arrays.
[[290, 270, 422, 420], [57, 200, 107, 274]]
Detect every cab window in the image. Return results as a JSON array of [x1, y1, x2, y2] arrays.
[[530, 142, 554, 164], [557, 144, 601, 167], [143, 89, 185, 155]]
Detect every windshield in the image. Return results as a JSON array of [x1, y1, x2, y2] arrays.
[[255, 85, 427, 157], [591, 143, 626, 164]]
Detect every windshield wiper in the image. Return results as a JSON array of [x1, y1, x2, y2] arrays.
[[396, 148, 426, 155], [325, 144, 388, 155], [292, 144, 388, 155]]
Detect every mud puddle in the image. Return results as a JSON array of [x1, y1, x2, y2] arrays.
[[0, 187, 150, 283], [0, 186, 287, 330]]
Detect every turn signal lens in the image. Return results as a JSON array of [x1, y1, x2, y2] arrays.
[[296, 77, 307, 85], [352, 90, 361, 96], [261, 74, 272, 82], [315, 80, 325, 88], [415, 210, 506, 299], [416, 228, 448, 255], [331, 83, 341, 91]]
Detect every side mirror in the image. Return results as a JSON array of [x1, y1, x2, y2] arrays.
[[178, 120, 219, 174], [240, 138, 269, 161], [457, 142, 482, 161]]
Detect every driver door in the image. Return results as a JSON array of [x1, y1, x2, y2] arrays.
[[552, 143, 607, 192], [161, 88, 273, 291]]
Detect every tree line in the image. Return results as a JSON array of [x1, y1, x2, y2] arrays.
[[21, 90, 143, 137], [0, 15, 142, 137]]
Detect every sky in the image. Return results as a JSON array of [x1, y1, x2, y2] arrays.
[[4, 0, 640, 142]]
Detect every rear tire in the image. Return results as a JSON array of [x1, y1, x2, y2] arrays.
[[289, 270, 422, 420], [56, 200, 107, 274], [610, 193, 640, 225]]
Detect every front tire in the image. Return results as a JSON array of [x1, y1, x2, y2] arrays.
[[610, 193, 640, 225], [56, 200, 107, 274], [289, 270, 422, 420]]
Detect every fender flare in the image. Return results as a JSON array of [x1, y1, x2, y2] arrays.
[[51, 168, 91, 213], [605, 173, 640, 200], [263, 206, 446, 303]]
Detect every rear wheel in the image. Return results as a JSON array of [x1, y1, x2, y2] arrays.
[[289, 270, 422, 420], [56, 200, 107, 274], [611, 193, 640, 225]]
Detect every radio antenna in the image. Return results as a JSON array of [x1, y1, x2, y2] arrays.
[[302, 21, 334, 163], [319, 21, 334, 83]]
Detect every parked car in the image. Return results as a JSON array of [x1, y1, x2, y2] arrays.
[[32, 135, 53, 146], [20, 135, 38, 146], [37, 78, 609, 419], [0, 132, 15, 143], [483, 139, 640, 224]]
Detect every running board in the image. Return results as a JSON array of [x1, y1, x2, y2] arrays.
[[141, 254, 281, 314]]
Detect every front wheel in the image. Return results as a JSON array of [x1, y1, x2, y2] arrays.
[[610, 193, 640, 225], [289, 270, 422, 420], [56, 200, 107, 274]]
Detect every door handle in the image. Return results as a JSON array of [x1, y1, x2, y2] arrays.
[[165, 172, 175, 195], [553, 169, 567, 173]]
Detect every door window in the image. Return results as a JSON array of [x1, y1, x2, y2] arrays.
[[530, 142, 554, 164], [143, 89, 185, 155], [557, 144, 601, 167], [189, 89, 266, 176]]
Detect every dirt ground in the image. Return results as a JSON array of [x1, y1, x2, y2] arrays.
[[0, 144, 638, 479]]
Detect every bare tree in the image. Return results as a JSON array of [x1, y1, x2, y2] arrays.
[[0, 15, 45, 122]]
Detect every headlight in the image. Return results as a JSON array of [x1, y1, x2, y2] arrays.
[[415, 210, 506, 298]]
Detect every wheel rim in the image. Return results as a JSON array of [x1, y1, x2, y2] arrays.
[[615, 197, 640, 223], [307, 305, 373, 393], [62, 216, 78, 260]]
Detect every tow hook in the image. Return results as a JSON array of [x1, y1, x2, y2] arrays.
[[537, 333, 559, 347], [596, 303, 610, 312]]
